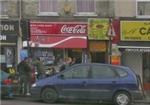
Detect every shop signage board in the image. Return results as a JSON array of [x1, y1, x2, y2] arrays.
[[125, 48, 150, 52], [30, 22, 87, 36], [89, 41, 106, 52], [0, 20, 18, 44], [88, 18, 109, 40], [30, 22, 87, 48], [0, 35, 17, 43], [121, 21, 150, 41], [0, 20, 19, 35]]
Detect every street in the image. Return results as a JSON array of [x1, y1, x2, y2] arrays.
[[1, 96, 149, 105]]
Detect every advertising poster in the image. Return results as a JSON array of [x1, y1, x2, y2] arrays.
[[88, 18, 109, 40]]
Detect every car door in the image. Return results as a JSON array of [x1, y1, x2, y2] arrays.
[[56, 64, 90, 99], [88, 64, 119, 100]]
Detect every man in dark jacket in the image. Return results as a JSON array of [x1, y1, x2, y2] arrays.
[[17, 57, 32, 96], [32, 57, 45, 80]]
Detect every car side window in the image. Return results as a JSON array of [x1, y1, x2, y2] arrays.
[[91, 65, 117, 79], [115, 68, 128, 77], [63, 65, 89, 79]]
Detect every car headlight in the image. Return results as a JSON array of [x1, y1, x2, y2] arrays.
[[32, 83, 37, 87]]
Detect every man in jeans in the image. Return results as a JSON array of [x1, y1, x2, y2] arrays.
[[17, 57, 32, 96]]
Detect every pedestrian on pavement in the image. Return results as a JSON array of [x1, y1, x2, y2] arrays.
[[17, 57, 32, 96], [32, 57, 45, 80]]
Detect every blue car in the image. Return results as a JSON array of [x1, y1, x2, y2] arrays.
[[31, 63, 144, 105]]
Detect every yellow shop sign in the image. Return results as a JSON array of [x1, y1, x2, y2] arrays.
[[88, 18, 109, 40], [121, 21, 150, 41]]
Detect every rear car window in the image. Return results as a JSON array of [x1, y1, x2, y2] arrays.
[[91, 65, 117, 79], [115, 68, 128, 77], [63, 65, 89, 79]]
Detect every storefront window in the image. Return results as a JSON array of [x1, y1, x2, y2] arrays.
[[31, 48, 54, 65], [0, 47, 15, 67], [90, 52, 105, 63], [68, 49, 82, 63]]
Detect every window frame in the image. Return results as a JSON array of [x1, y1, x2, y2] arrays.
[[38, 0, 59, 16], [136, 0, 150, 18], [0, 0, 8, 18], [74, 0, 97, 16]]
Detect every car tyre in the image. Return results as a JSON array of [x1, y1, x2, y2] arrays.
[[41, 88, 58, 103], [113, 91, 131, 105]]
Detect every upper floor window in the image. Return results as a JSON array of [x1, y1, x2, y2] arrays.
[[75, 0, 97, 16], [0, 0, 8, 17], [136, 0, 150, 18], [38, 0, 58, 16]]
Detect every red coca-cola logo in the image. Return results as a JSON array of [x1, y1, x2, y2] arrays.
[[61, 25, 86, 34]]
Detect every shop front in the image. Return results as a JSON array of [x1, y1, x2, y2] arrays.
[[24, 21, 87, 65], [88, 41, 107, 63], [118, 20, 150, 90], [88, 18, 120, 63], [0, 20, 19, 74]]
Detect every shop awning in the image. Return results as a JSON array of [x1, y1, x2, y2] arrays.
[[118, 41, 150, 52], [24, 36, 87, 48], [118, 41, 150, 48]]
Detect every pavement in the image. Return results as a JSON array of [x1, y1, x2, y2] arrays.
[[135, 91, 150, 104]]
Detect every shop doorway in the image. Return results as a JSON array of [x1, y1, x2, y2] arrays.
[[143, 52, 150, 90], [90, 52, 105, 63], [68, 49, 82, 63]]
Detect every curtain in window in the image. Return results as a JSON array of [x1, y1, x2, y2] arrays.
[[77, 0, 94, 12], [138, 1, 150, 15], [39, 0, 57, 12], [0, 1, 7, 15]]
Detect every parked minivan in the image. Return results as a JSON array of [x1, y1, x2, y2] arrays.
[[31, 63, 143, 105]]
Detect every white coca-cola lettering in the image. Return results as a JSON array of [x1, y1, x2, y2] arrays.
[[61, 25, 86, 34]]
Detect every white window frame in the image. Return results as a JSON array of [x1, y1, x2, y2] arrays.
[[74, 0, 97, 16], [38, 0, 59, 16], [0, 0, 8, 18], [136, 0, 150, 18]]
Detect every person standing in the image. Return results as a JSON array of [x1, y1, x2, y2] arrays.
[[32, 57, 45, 80], [70, 57, 77, 65], [17, 57, 32, 96]]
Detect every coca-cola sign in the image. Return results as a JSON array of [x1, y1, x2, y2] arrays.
[[30, 22, 87, 36], [61, 25, 86, 34]]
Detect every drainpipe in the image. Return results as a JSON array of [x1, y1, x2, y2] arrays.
[[17, 0, 23, 63]]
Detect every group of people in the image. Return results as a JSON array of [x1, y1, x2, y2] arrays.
[[17, 56, 77, 96], [57, 57, 77, 71]]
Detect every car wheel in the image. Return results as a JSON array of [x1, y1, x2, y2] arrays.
[[41, 88, 58, 103], [113, 91, 131, 105]]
